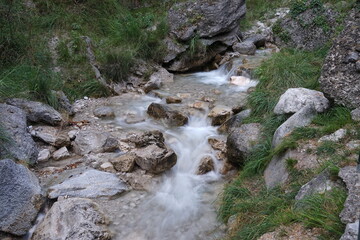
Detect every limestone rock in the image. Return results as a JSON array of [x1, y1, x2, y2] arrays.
[[93, 106, 115, 118], [166, 96, 182, 104], [0, 104, 38, 164], [244, 34, 267, 48], [31, 125, 70, 147], [110, 152, 137, 172], [340, 220, 359, 240], [37, 149, 50, 162], [0, 159, 43, 236], [162, 37, 188, 63], [48, 169, 128, 199], [6, 98, 63, 126], [208, 105, 232, 126], [264, 153, 290, 189], [226, 123, 262, 166], [218, 109, 251, 134], [100, 162, 116, 173], [72, 131, 114, 155], [52, 146, 70, 160], [339, 166, 360, 224], [351, 108, 360, 121], [274, 88, 329, 114], [319, 9, 360, 108], [102, 137, 119, 152], [233, 41, 256, 55], [31, 198, 111, 240], [318, 129, 347, 143], [147, 103, 188, 127], [134, 144, 177, 174], [127, 130, 165, 148], [272, 104, 316, 147], [197, 156, 215, 175]]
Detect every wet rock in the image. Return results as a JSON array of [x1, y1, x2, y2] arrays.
[[0, 104, 38, 164], [31, 198, 111, 240], [340, 220, 359, 240], [110, 152, 137, 172], [274, 88, 329, 114], [295, 170, 343, 201], [93, 106, 115, 118], [0, 159, 43, 236], [264, 152, 290, 189], [339, 166, 360, 224], [274, 4, 338, 50], [72, 131, 114, 155], [351, 108, 360, 121], [319, 9, 360, 108], [226, 123, 262, 166], [52, 146, 70, 160], [318, 129, 347, 143], [37, 149, 50, 162], [31, 125, 70, 147], [102, 137, 119, 152], [166, 96, 182, 104], [229, 76, 254, 86], [189, 101, 210, 111], [48, 169, 128, 199], [6, 98, 63, 126], [233, 41, 256, 55], [147, 103, 188, 127], [208, 138, 226, 152], [208, 105, 232, 126], [272, 104, 316, 147], [134, 144, 177, 174], [218, 109, 251, 134], [197, 156, 215, 175]]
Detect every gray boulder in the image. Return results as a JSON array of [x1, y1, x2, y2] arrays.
[[0, 104, 38, 164], [274, 4, 338, 50], [30, 125, 70, 148], [272, 104, 316, 147], [351, 108, 360, 121], [134, 144, 177, 174], [52, 90, 74, 115], [264, 152, 290, 189], [0, 159, 43, 236], [147, 103, 188, 127], [72, 131, 116, 155], [339, 166, 360, 224], [340, 220, 359, 240], [31, 198, 111, 240], [244, 34, 267, 48], [6, 98, 63, 126], [274, 88, 329, 114], [93, 106, 115, 118], [233, 41, 256, 55], [48, 169, 128, 199], [226, 123, 262, 166], [319, 9, 360, 108]]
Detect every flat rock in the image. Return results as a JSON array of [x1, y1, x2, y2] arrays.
[[274, 88, 329, 114], [226, 123, 262, 166], [0, 159, 43, 236], [272, 104, 316, 147], [31, 198, 111, 240], [48, 169, 128, 199], [72, 131, 113, 155], [6, 98, 63, 126]]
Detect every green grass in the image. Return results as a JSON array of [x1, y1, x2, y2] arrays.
[[312, 106, 353, 135]]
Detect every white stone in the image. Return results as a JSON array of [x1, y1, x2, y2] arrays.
[[318, 129, 347, 143], [52, 146, 70, 160], [38, 149, 51, 162]]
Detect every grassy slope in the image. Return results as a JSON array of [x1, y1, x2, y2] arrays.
[[219, 0, 358, 239]]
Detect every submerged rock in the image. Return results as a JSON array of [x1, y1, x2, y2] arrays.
[[6, 98, 63, 126], [31, 198, 111, 240], [48, 169, 128, 199], [197, 156, 215, 175], [0, 104, 38, 164], [0, 159, 43, 236], [226, 123, 262, 166]]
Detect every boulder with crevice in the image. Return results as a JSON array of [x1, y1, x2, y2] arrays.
[[31, 198, 111, 240], [0, 104, 38, 164], [274, 88, 329, 114], [6, 98, 63, 126], [226, 123, 262, 166], [0, 159, 44, 236]]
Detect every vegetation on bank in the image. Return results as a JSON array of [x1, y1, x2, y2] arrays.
[[0, 0, 175, 106]]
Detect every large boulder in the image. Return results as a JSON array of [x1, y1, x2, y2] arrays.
[[164, 0, 246, 71], [232, 41, 256, 55], [273, 2, 338, 50], [48, 169, 128, 199], [72, 131, 118, 155], [0, 159, 43, 236], [274, 88, 329, 114], [147, 103, 188, 127], [226, 123, 262, 166], [264, 152, 290, 189], [319, 9, 360, 108], [6, 98, 63, 126], [0, 104, 38, 164], [31, 198, 111, 240], [272, 104, 316, 148]]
